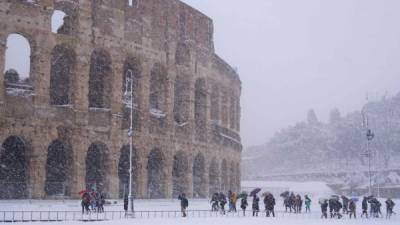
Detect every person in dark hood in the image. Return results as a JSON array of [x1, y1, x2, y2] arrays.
[[219, 192, 227, 215], [349, 199, 356, 219], [341, 195, 349, 214], [178, 193, 189, 217], [252, 195, 260, 217], [361, 196, 368, 218], [385, 198, 395, 219], [240, 196, 248, 216], [211, 193, 219, 211], [320, 199, 328, 219]]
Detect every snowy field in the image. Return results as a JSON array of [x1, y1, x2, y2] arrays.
[[0, 181, 398, 224]]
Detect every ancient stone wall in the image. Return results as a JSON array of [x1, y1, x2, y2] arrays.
[[0, 0, 241, 199]]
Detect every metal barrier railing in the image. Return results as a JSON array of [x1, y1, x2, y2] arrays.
[[0, 209, 322, 222]]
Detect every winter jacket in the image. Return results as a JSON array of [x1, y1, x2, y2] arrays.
[[241, 198, 248, 209]]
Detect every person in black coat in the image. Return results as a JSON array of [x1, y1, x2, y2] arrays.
[[320, 199, 328, 219], [385, 198, 395, 219], [252, 195, 260, 217], [219, 192, 227, 215], [361, 197, 368, 218], [240, 197, 248, 216], [178, 193, 189, 217]]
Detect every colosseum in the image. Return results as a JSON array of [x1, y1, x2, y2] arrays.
[[0, 0, 241, 199]]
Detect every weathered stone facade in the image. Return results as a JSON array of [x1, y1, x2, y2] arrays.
[[0, 0, 241, 199]]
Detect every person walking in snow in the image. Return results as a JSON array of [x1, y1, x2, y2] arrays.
[[178, 193, 189, 217], [219, 192, 227, 215], [123, 194, 128, 214], [211, 193, 219, 211], [252, 195, 260, 217], [320, 199, 328, 219], [349, 200, 356, 219], [341, 195, 349, 214], [361, 196, 369, 218], [385, 198, 395, 219], [231, 192, 238, 212], [240, 196, 248, 216], [305, 195, 311, 213]]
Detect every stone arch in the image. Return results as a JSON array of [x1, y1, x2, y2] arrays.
[[175, 42, 191, 66], [0, 136, 28, 199], [229, 161, 236, 192], [195, 78, 207, 139], [85, 142, 110, 194], [118, 145, 138, 198], [208, 158, 220, 196], [210, 84, 220, 122], [50, 45, 75, 105], [122, 57, 141, 130], [147, 148, 165, 198], [173, 73, 190, 125], [221, 159, 228, 193], [193, 153, 206, 198], [88, 49, 112, 108], [172, 151, 189, 197], [45, 139, 72, 196], [4, 33, 33, 94], [51, 1, 78, 35], [149, 63, 168, 113]]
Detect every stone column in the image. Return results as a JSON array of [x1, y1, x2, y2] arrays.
[[107, 149, 119, 199], [204, 160, 210, 197], [187, 158, 194, 198], [70, 131, 87, 199], [164, 156, 173, 198], [29, 135, 50, 199]]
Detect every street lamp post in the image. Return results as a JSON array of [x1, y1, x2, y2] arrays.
[[366, 128, 374, 195], [126, 69, 135, 217]]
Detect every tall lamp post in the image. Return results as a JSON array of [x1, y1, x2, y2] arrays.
[[366, 128, 374, 195], [125, 69, 135, 216]]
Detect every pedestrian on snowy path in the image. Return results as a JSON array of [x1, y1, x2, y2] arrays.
[[178, 193, 189, 217], [241, 197, 248, 216], [252, 195, 260, 217], [349, 200, 356, 219], [361, 196, 368, 218], [305, 195, 311, 213]]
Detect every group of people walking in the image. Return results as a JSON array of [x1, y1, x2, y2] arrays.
[[281, 192, 311, 213], [319, 195, 396, 219], [80, 190, 106, 214]]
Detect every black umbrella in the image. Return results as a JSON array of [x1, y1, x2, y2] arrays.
[[250, 188, 261, 197]]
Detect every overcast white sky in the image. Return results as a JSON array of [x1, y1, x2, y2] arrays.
[[182, 0, 400, 148]]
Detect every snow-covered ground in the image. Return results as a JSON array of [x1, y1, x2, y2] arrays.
[[0, 181, 398, 224]]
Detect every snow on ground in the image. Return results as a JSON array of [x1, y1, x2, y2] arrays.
[[1, 181, 399, 224], [9, 217, 400, 225]]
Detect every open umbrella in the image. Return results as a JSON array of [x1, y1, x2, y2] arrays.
[[250, 188, 261, 197], [350, 197, 359, 202], [319, 198, 328, 204], [262, 192, 271, 197], [237, 192, 248, 199], [280, 191, 290, 198], [79, 189, 92, 196]]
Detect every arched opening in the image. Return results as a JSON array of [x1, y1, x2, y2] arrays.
[[122, 58, 140, 130], [85, 142, 109, 194], [4, 34, 32, 96], [173, 73, 190, 125], [88, 49, 112, 109], [195, 78, 207, 140], [172, 151, 189, 197], [50, 45, 75, 105], [45, 140, 71, 196], [175, 42, 191, 66], [118, 145, 138, 198], [193, 153, 206, 198], [208, 158, 220, 196], [210, 84, 220, 122], [221, 159, 228, 193], [149, 64, 168, 117], [229, 162, 236, 192], [147, 148, 165, 198], [0, 136, 28, 199]]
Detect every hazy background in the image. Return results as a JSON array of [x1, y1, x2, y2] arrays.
[[4, 1, 400, 149], [182, 0, 400, 148]]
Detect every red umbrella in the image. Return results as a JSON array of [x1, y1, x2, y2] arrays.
[[79, 189, 91, 195]]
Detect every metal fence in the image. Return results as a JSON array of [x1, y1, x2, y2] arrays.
[[0, 210, 322, 222]]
